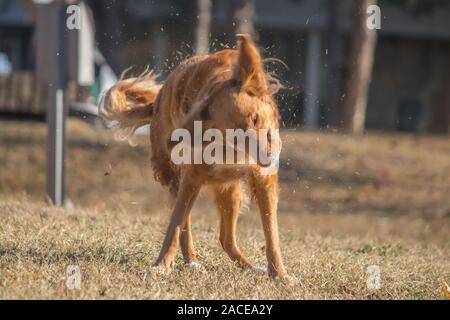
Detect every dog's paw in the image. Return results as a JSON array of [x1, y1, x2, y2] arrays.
[[150, 265, 170, 275], [246, 267, 268, 275], [185, 261, 204, 270], [273, 274, 299, 286]]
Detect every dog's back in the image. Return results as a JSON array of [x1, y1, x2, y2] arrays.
[[150, 50, 242, 192], [101, 49, 243, 194]]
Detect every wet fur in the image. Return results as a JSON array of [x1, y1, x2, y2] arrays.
[[99, 34, 287, 277]]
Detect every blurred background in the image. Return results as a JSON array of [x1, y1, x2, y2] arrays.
[[0, 1, 449, 300], [0, 0, 450, 299], [0, 0, 449, 133], [0, 0, 449, 225]]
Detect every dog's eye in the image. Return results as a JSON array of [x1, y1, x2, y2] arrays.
[[252, 114, 259, 127]]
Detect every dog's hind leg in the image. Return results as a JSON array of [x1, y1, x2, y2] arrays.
[[154, 173, 201, 271], [214, 183, 253, 270]]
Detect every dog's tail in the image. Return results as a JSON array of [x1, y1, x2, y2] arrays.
[[99, 68, 162, 144]]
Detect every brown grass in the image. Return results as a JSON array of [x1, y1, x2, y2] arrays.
[[0, 119, 449, 299]]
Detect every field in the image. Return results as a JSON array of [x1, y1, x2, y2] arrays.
[[0, 119, 449, 299]]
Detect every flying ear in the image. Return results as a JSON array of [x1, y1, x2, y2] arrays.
[[235, 34, 268, 96]]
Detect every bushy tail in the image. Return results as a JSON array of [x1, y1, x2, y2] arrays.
[[99, 68, 162, 144]]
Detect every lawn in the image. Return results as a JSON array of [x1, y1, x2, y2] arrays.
[[0, 119, 449, 299]]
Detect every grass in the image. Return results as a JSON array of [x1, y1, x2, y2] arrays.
[[0, 119, 449, 299]]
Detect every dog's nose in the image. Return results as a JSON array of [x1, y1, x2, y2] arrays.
[[258, 130, 281, 168], [258, 158, 272, 168]]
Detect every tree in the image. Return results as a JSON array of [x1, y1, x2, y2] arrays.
[[325, 0, 343, 127], [341, 0, 378, 133], [90, 0, 124, 74], [429, 70, 450, 134], [195, 0, 212, 55], [225, 0, 256, 47], [233, 0, 256, 36], [391, 0, 450, 134]]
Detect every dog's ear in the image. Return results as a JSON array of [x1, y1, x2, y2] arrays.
[[234, 34, 268, 97]]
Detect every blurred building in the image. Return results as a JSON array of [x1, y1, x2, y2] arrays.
[[1, 0, 449, 133], [0, 0, 33, 70], [85, 0, 450, 134]]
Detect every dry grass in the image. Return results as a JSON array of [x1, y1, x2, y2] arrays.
[[0, 119, 449, 299]]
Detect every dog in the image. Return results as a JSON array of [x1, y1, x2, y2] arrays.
[[99, 34, 287, 278]]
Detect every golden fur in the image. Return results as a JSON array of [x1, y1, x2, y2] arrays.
[[99, 34, 287, 277]]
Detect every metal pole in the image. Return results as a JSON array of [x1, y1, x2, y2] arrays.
[[38, 3, 67, 206]]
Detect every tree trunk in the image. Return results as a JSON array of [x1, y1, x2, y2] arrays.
[[429, 71, 450, 134], [304, 31, 322, 129], [234, 0, 256, 37], [325, 0, 343, 127], [195, 0, 212, 55], [341, 0, 378, 133], [21, 0, 36, 22], [225, 0, 256, 47], [92, 0, 124, 74]]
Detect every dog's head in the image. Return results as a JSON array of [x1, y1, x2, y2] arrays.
[[180, 34, 282, 168]]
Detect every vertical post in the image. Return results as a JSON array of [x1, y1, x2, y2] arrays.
[[36, 2, 67, 206], [47, 85, 66, 206], [47, 4, 67, 207], [304, 30, 321, 129]]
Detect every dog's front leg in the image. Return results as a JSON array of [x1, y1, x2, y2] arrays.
[[154, 173, 201, 271], [251, 174, 287, 278], [180, 214, 198, 265]]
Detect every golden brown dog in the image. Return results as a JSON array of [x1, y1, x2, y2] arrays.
[[100, 34, 287, 278]]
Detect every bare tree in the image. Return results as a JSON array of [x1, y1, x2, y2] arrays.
[[234, 0, 256, 37], [21, 0, 36, 21], [429, 71, 450, 134], [325, 0, 343, 127], [225, 0, 256, 46], [195, 0, 212, 55], [91, 0, 124, 73], [341, 0, 378, 133]]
